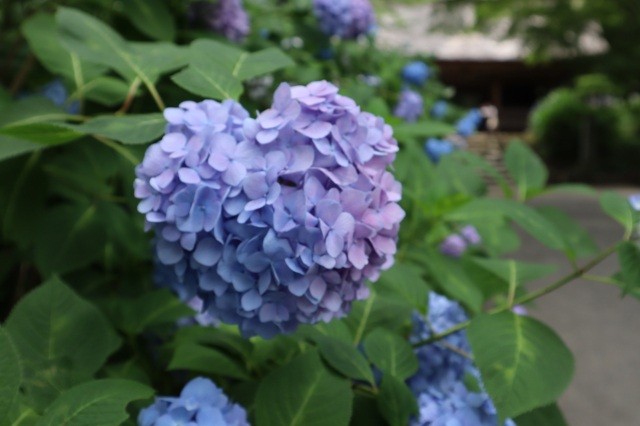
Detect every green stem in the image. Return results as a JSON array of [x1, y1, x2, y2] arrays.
[[412, 243, 619, 348], [146, 81, 166, 111], [117, 77, 142, 115]]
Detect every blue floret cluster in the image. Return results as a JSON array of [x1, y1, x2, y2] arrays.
[[424, 138, 455, 164], [394, 89, 424, 122], [313, 0, 376, 39], [430, 100, 448, 119], [188, 0, 250, 43], [402, 61, 430, 87], [135, 81, 404, 338], [408, 293, 517, 426], [138, 377, 249, 426], [456, 109, 483, 137]]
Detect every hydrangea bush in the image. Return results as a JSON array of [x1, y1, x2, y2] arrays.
[[0, 1, 638, 426]]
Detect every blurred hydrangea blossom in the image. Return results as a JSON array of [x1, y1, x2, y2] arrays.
[[430, 100, 448, 119], [628, 194, 640, 211], [394, 89, 424, 122], [424, 138, 454, 163], [408, 293, 516, 426], [135, 81, 404, 338], [440, 226, 481, 258], [402, 61, 430, 87], [188, 0, 250, 43], [456, 109, 483, 137], [40, 79, 79, 114], [138, 377, 249, 426], [313, 0, 376, 39]]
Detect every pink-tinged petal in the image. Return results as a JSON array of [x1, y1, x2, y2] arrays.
[[381, 203, 406, 228], [163, 107, 184, 124], [348, 243, 368, 269], [299, 96, 324, 106], [341, 189, 370, 217], [309, 277, 327, 300], [193, 237, 222, 266], [315, 199, 342, 225], [178, 168, 201, 184], [222, 162, 246, 186], [156, 239, 183, 265], [325, 231, 344, 258], [373, 235, 397, 255], [361, 209, 382, 230], [256, 129, 279, 144], [150, 169, 174, 191], [241, 290, 262, 311], [297, 121, 332, 139], [322, 291, 342, 312], [288, 145, 314, 172], [160, 133, 186, 152]]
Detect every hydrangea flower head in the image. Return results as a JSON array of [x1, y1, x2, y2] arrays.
[[424, 138, 454, 163], [456, 109, 483, 137], [138, 377, 249, 426], [189, 0, 250, 43], [430, 100, 448, 119], [460, 225, 481, 246], [313, 0, 376, 39], [402, 61, 430, 87], [629, 194, 640, 211], [394, 89, 424, 122], [135, 81, 404, 338]]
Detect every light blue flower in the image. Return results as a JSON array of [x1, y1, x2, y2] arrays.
[[424, 138, 455, 163], [402, 61, 430, 87]]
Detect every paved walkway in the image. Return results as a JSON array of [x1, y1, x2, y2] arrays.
[[514, 188, 640, 425]]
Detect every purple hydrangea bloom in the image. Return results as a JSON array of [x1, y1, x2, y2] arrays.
[[424, 138, 454, 163], [189, 0, 250, 43], [408, 293, 516, 426], [430, 100, 448, 119], [313, 0, 376, 39], [138, 377, 249, 426], [460, 225, 481, 246], [135, 81, 404, 338], [512, 305, 528, 316], [439, 234, 467, 258], [394, 89, 424, 122], [456, 109, 483, 137], [402, 61, 430, 87]]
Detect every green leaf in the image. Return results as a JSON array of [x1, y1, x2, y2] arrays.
[[447, 199, 566, 251], [363, 329, 418, 380], [351, 396, 386, 426], [168, 343, 250, 380], [423, 250, 483, 313], [5, 278, 121, 411], [468, 312, 574, 420], [36, 379, 153, 426], [599, 191, 634, 236], [0, 98, 71, 128], [316, 336, 375, 384], [22, 13, 106, 80], [467, 258, 557, 291], [255, 350, 352, 426], [453, 150, 513, 198], [531, 183, 596, 198], [536, 206, 599, 261], [122, 0, 176, 41], [81, 77, 130, 106], [172, 39, 294, 100], [173, 326, 254, 361], [0, 137, 41, 162], [617, 241, 640, 296], [504, 140, 547, 200], [0, 327, 22, 425], [377, 375, 418, 426], [296, 320, 353, 343], [34, 203, 107, 276], [117, 289, 195, 334], [345, 292, 412, 345], [513, 403, 568, 426], [69, 113, 165, 145], [434, 155, 486, 197], [0, 123, 84, 145], [375, 263, 430, 313], [393, 120, 456, 140]]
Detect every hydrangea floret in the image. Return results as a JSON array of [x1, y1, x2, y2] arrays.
[[402, 61, 430, 87], [456, 109, 483, 137], [408, 293, 516, 426], [430, 100, 448, 119], [424, 138, 454, 164], [138, 377, 249, 426], [188, 0, 250, 43], [439, 226, 481, 258], [313, 0, 376, 39], [135, 81, 404, 338], [394, 89, 424, 122]]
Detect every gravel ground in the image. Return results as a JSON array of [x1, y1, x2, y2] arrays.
[[513, 188, 640, 426]]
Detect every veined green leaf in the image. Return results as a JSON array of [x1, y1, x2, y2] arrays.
[[599, 191, 634, 237], [317, 336, 375, 384], [377, 375, 418, 426], [504, 140, 547, 201], [122, 0, 176, 41], [69, 113, 165, 145], [0, 327, 22, 425], [168, 343, 250, 380], [617, 241, 640, 296], [363, 328, 418, 380]]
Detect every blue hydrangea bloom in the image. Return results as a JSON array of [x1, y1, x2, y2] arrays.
[[189, 0, 250, 43], [40, 79, 79, 114], [402, 61, 430, 87], [135, 81, 404, 338], [456, 109, 483, 137], [313, 0, 376, 39], [394, 89, 424, 122], [424, 138, 454, 163], [430, 100, 448, 119], [138, 377, 249, 426], [629, 194, 640, 211], [408, 293, 517, 426]]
